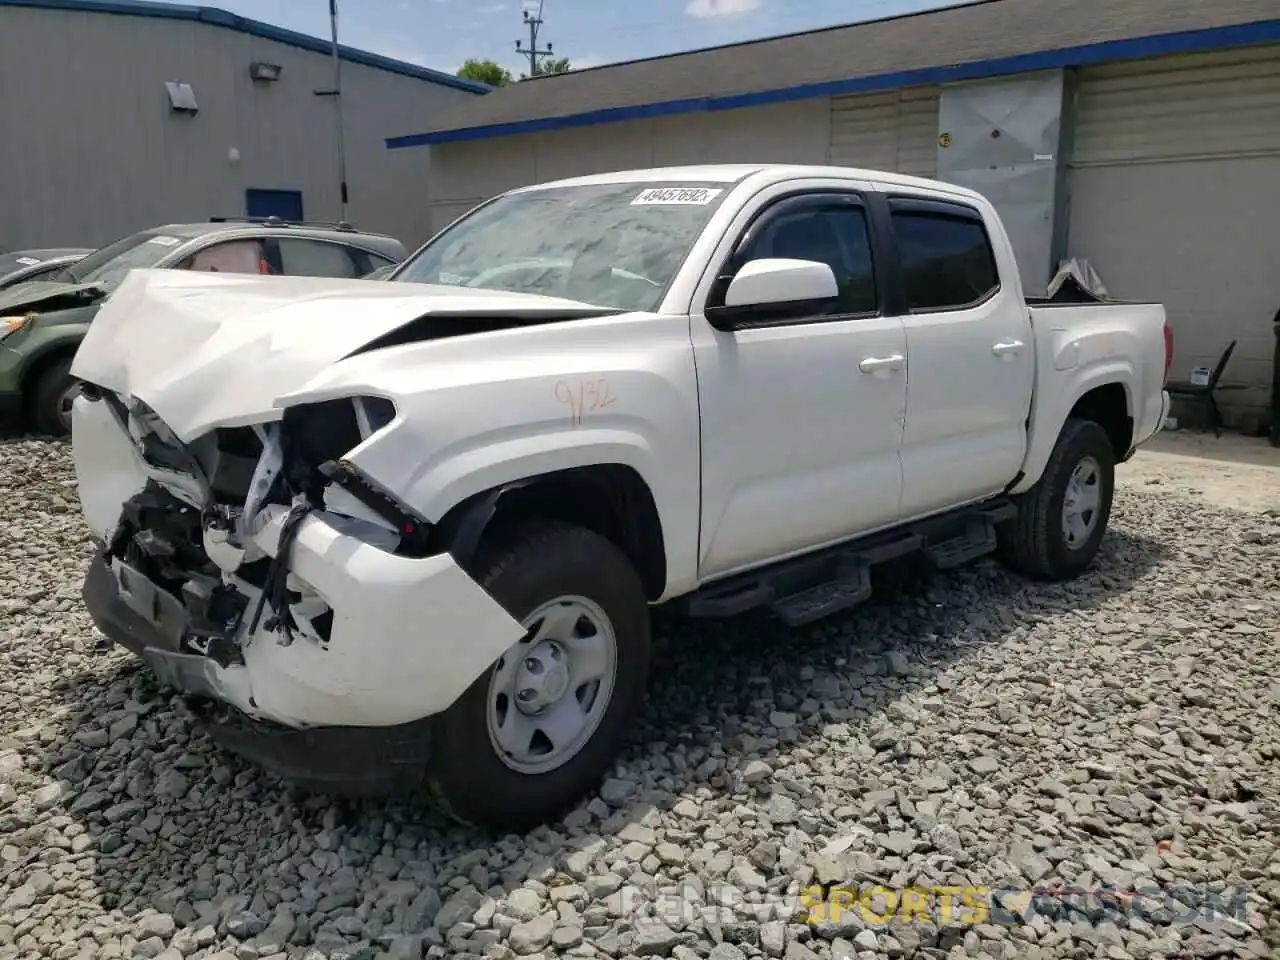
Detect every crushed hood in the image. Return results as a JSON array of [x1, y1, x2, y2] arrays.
[[0, 279, 107, 315], [71, 269, 607, 442]]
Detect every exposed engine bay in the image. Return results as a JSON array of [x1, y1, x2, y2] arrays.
[[103, 387, 410, 645], [76, 386, 526, 730]]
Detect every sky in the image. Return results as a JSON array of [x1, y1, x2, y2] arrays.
[[201, 0, 963, 79]]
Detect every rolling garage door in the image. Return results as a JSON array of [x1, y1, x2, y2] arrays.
[[1066, 45, 1280, 426], [428, 198, 485, 237], [827, 85, 939, 177]]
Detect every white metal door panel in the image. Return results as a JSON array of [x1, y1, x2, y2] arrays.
[[692, 315, 908, 580], [828, 86, 940, 176], [687, 176, 910, 582], [898, 295, 1036, 517], [877, 186, 1036, 518]]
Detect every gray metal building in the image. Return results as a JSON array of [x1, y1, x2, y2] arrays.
[[391, 0, 1280, 430], [0, 0, 488, 252]]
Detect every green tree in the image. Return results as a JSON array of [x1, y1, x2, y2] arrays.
[[458, 58, 513, 87], [537, 57, 573, 76], [519, 57, 573, 80]]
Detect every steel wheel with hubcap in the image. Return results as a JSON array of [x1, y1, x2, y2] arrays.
[[487, 596, 618, 775], [997, 417, 1116, 581], [426, 521, 652, 832], [1061, 456, 1102, 549]]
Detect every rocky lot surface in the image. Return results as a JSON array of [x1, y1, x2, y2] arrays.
[[0, 436, 1277, 960]]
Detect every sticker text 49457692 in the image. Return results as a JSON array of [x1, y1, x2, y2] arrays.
[[631, 187, 723, 206]]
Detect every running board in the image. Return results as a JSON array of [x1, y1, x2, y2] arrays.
[[924, 518, 999, 570], [681, 499, 1015, 625], [773, 564, 871, 627]]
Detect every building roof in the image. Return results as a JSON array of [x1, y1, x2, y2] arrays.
[[387, 0, 1280, 148], [0, 0, 491, 94]]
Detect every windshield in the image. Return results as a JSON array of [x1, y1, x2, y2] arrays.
[[392, 181, 731, 311], [64, 230, 187, 285]]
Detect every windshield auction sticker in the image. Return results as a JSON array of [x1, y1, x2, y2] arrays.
[[632, 187, 724, 206]]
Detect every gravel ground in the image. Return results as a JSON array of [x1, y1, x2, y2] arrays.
[[1, 436, 1278, 960]]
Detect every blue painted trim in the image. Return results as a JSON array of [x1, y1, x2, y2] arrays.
[[0, 0, 492, 93], [386, 18, 1280, 148]]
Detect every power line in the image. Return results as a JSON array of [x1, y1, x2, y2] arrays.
[[515, 0, 556, 77]]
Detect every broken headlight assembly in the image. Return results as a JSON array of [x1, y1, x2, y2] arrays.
[[278, 395, 394, 491], [276, 394, 431, 555], [238, 393, 429, 649]]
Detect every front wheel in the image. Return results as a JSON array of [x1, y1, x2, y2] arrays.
[[997, 417, 1116, 581], [425, 521, 652, 831]]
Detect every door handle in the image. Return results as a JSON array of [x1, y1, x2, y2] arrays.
[[992, 340, 1025, 357], [858, 354, 905, 374]]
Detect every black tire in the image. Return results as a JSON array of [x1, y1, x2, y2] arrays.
[[29, 357, 79, 438], [997, 417, 1116, 581], [425, 521, 652, 832]]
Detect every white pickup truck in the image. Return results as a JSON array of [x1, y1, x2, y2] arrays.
[[69, 164, 1171, 831]]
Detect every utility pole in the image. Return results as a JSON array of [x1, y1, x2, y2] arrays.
[[515, 0, 553, 77], [315, 0, 349, 222]]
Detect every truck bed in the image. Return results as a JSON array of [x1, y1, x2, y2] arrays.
[[1019, 297, 1170, 487], [1024, 296, 1160, 307]]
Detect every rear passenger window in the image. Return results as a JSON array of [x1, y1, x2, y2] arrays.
[[739, 206, 877, 315], [183, 239, 268, 275], [276, 239, 361, 278], [891, 210, 999, 312]]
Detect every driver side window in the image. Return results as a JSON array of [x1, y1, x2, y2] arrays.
[[733, 203, 878, 317]]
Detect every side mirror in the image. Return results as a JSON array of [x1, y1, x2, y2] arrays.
[[705, 258, 839, 330]]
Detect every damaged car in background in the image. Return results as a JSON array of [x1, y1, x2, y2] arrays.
[[0, 220, 403, 436], [0, 248, 93, 289], [71, 164, 1172, 831]]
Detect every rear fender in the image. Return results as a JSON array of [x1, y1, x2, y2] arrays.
[[1013, 358, 1135, 496]]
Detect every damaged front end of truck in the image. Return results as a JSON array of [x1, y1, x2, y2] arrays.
[[76, 386, 529, 791], [64, 271, 606, 792]]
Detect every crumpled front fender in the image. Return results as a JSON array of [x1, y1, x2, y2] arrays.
[[232, 504, 527, 727], [73, 393, 529, 730]]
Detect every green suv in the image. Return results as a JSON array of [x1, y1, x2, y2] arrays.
[[0, 219, 405, 436]]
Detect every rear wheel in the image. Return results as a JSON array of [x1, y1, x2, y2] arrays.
[[425, 521, 652, 831], [997, 417, 1116, 580], [29, 357, 80, 438]]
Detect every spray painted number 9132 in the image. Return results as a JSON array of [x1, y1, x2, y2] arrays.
[[555, 378, 617, 425]]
